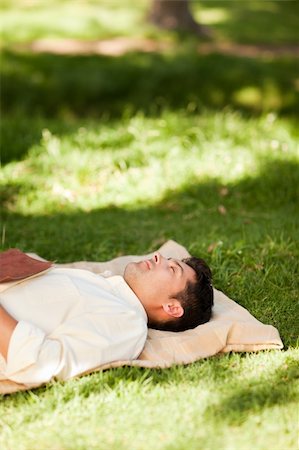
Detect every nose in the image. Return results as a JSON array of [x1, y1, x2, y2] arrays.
[[153, 252, 162, 265]]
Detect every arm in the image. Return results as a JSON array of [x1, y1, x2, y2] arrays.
[[0, 305, 18, 360], [3, 312, 146, 386]]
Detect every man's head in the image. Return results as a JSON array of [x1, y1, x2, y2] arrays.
[[124, 252, 213, 332]]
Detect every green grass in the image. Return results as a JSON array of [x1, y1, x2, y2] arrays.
[[0, 1, 299, 450], [0, 0, 151, 43], [1, 351, 298, 450]]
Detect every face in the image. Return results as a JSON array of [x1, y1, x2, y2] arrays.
[[124, 252, 196, 322]]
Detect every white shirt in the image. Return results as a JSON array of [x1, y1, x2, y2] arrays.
[[0, 268, 148, 386]]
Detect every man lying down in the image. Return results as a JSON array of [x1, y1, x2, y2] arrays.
[[0, 252, 213, 386]]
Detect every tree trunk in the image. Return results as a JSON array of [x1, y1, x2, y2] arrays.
[[148, 0, 211, 38]]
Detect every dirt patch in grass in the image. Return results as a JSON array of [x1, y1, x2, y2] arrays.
[[15, 37, 171, 57], [14, 37, 299, 58]]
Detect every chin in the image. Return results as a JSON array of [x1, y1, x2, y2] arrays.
[[123, 262, 136, 283]]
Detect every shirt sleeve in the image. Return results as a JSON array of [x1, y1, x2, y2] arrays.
[[4, 312, 147, 387], [4, 321, 63, 386]]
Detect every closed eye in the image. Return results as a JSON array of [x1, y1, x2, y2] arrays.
[[168, 258, 183, 276], [168, 258, 175, 272]]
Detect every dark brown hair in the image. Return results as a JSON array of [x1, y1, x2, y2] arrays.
[[149, 256, 213, 332]]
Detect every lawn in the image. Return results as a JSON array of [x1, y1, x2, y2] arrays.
[[0, 1, 298, 450]]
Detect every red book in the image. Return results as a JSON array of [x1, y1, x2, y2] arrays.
[[0, 248, 52, 283]]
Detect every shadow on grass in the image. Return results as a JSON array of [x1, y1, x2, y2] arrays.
[[1, 47, 298, 164], [1, 158, 298, 251], [198, 0, 299, 45], [0, 116, 81, 164], [2, 50, 297, 117], [205, 355, 299, 425]]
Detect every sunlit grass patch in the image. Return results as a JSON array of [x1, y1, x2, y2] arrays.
[[1, 110, 297, 215], [1, 351, 298, 450], [0, 0, 150, 44]]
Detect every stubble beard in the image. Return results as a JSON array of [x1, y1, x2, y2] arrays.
[[124, 261, 141, 287]]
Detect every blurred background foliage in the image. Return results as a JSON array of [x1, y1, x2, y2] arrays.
[[1, 0, 299, 125], [1, 0, 299, 43]]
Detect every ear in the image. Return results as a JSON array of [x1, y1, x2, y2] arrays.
[[162, 301, 184, 318]]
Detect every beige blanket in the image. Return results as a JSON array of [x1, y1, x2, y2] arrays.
[[0, 240, 283, 394]]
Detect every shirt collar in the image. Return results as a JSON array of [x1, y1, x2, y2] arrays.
[[106, 275, 148, 323]]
